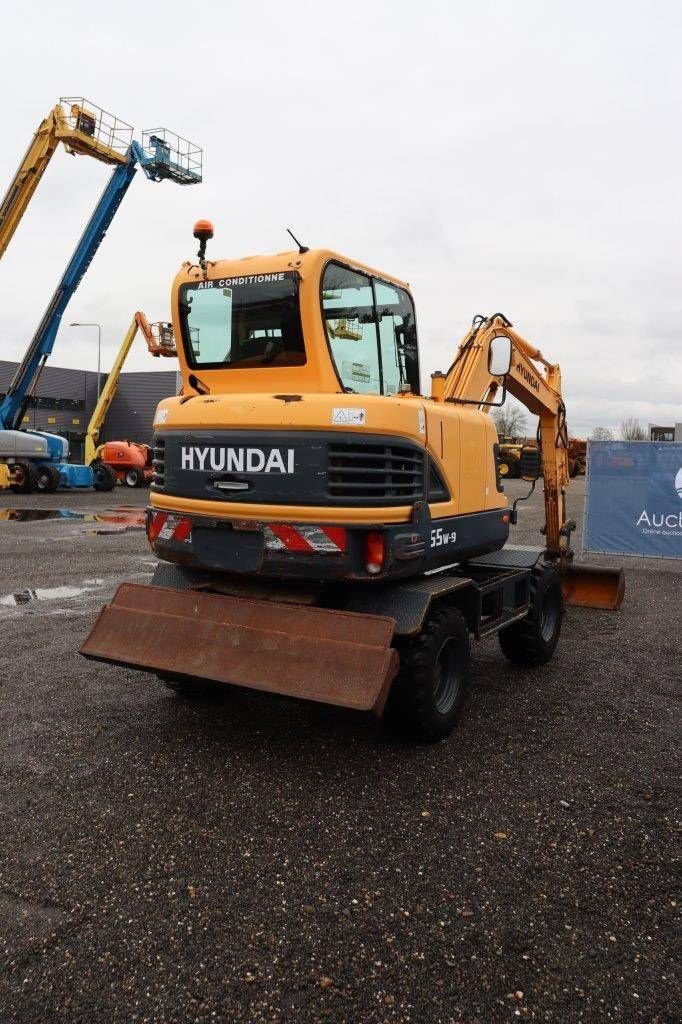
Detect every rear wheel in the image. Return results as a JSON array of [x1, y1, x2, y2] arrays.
[[386, 605, 470, 742], [10, 460, 39, 495], [124, 467, 143, 488], [498, 565, 563, 665], [35, 465, 61, 493], [92, 461, 117, 492]]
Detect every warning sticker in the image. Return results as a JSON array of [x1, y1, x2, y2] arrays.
[[417, 407, 426, 434], [332, 407, 366, 426]]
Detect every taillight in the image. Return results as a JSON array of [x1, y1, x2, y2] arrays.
[[364, 531, 385, 575]]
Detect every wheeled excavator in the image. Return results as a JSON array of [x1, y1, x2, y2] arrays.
[[81, 226, 624, 741], [85, 312, 178, 488]]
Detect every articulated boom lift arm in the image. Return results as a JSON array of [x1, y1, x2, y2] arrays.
[[442, 314, 570, 559], [84, 312, 176, 465], [0, 131, 199, 438], [0, 99, 131, 261], [0, 154, 139, 433]]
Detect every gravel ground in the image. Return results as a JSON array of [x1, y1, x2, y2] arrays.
[[0, 480, 678, 1023]]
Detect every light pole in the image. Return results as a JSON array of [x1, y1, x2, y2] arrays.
[[70, 322, 102, 400]]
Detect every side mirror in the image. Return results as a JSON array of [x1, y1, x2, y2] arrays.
[[519, 444, 541, 481], [488, 335, 512, 376]]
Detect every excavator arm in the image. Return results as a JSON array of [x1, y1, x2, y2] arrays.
[[440, 314, 623, 608]]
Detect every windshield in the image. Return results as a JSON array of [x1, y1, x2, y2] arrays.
[[179, 271, 306, 368], [321, 262, 419, 395]]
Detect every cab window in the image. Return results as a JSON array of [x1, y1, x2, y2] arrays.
[[321, 265, 380, 394], [321, 262, 419, 395]]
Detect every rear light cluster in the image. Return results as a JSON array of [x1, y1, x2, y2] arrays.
[[147, 510, 192, 544], [146, 510, 387, 576]]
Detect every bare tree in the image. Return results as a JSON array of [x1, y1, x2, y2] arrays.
[[620, 416, 647, 441], [590, 426, 613, 441], [493, 406, 528, 440]]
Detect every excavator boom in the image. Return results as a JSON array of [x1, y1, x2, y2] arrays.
[[440, 314, 623, 608]]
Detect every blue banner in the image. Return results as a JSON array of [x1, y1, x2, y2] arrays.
[[584, 441, 682, 558]]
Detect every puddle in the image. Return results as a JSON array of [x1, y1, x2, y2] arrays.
[[0, 507, 145, 529], [0, 578, 107, 607], [0, 509, 84, 522]]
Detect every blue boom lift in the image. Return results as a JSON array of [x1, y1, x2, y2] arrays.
[[0, 108, 201, 493]]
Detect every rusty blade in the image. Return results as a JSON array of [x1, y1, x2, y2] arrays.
[[80, 584, 399, 714], [561, 563, 625, 610]]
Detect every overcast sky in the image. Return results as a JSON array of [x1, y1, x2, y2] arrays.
[[1, 0, 679, 435]]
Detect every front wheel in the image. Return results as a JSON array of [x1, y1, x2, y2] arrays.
[[498, 565, 563, 665], [386, 605, 470, 742], [92, 461, 117, 492]]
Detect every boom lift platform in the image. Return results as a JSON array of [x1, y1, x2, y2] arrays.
[[82, 227, 624, 741], [85, 312, 178, 488], [0, 99, 201, 493], [0, 98, 132, 260]]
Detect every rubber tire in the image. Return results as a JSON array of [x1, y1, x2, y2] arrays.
[[498, 565, 563, 666], [35, 465, 61, 493], [386, 605, 471, 743], [10, 460, 40, 495], [124, 467, 143, 488], [92, 462, 117, 492]]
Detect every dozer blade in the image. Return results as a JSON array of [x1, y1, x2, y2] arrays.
[[80, 583, 399, 715], [560, 563, 625, 610]]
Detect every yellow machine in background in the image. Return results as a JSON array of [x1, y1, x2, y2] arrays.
[[0, 98, 132, 260], [82, 227, 623, 742]]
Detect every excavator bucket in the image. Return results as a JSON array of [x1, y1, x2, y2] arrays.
[[560, 563, 625, 611], [80, 584, 399, 715]]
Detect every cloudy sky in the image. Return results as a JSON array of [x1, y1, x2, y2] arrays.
[[1, 0, 679, 435]]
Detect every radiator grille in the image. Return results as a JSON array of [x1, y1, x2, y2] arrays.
[[327, 442, 424, 504]]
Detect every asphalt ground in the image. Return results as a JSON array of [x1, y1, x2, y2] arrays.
[[0, 479, 678, 1023]]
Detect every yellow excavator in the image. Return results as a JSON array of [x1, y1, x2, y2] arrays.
[[81, 225, 624, 741], [85, 312, 177, 487]]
